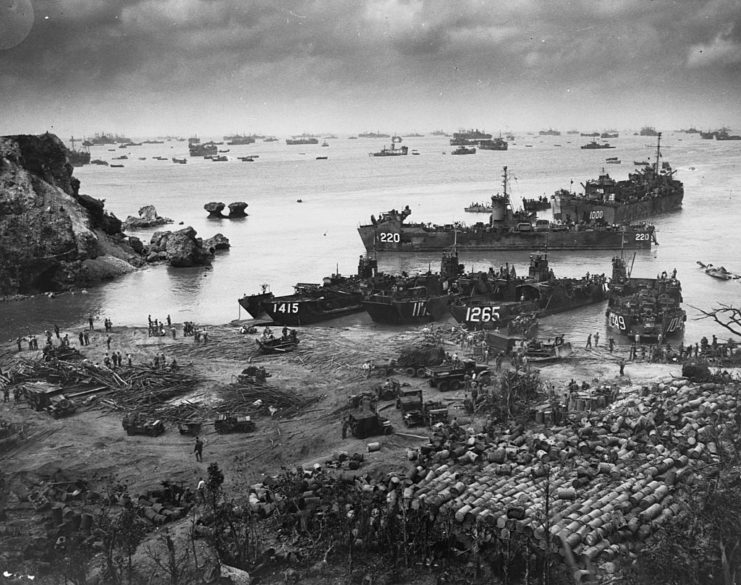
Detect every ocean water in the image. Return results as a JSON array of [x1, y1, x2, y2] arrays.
[[2, 133, 740, 347]]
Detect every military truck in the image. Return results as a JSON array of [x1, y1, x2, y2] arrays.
[[122, 412, 165, 437], [397, 389, 424, 427], [214, 414, 255, 434], [425, 360, 491, 392], [237, 365, 270, 385], [395, 345, 446, 377], [374, 378, 401, 401], [343, 410, 392, 439], [46, 395, 76, 419]]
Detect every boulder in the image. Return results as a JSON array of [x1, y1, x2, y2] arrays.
[[128, 236, 144, 254], [122, 205, 172, 230], [228, 202, 248, 217], [148, 231, 171, 253], [204, 201, 226, 218], [203, 233, 231, 253], [164, 227, 212, 267]]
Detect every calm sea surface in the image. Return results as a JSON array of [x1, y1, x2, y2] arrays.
[[2, 133, 740, 347]]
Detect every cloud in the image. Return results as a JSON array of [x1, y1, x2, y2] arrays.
[[687, 25, 741, 67], [2, 0, 741, 135]]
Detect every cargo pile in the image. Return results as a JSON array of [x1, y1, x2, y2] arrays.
[[412, 377, 740, 566]]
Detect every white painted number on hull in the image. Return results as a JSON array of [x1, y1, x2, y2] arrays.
[[465, 306, 501, 322], [609, 312, 626, 330], [635, 233, 650, 241], [411, 302, 428, 317], [589, 210, 604, 220], [666, 317, 682, 333], [274, 302, 299, 314], [379, 232, 400, 243]]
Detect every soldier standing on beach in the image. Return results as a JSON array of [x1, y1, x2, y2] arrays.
[[89, 316, 94, 330], [586, 334, 592, 349], [194, 436, 204, 462]]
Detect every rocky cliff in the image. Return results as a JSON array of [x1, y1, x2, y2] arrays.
[[0, 133, 144, 294]]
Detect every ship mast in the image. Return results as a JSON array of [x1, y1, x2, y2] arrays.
[[502, 166, 509, 199], [654, 132, 662, 174]]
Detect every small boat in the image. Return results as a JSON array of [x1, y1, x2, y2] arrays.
[[634, 160, 650, 166], [316, 156, 328, 160], [451, 146, 476, 155], [297, 199, 303, 203], [218, 149, 230, 153], [697, 261, 739, 280], [605, 157, 621, 164], [211, 155, 228, 162], [110, 164, 125, 168], [172, 157, 187, 164], [411, 149, 420, 155], [256, 336, 299, 354], [321, 141, 329, 147], [238, 156, 254, 162]]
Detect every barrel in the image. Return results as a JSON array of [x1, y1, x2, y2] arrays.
[[367, 442, 381, 452]]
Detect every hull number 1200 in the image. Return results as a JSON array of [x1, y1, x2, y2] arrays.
[[379, 232, 400, 243]]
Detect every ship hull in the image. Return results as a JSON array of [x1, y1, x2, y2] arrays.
[[362, 295, 450, 325], [554, 192, 683, 225], [238, 292, 274, 319], [449, 301, 535, 330], [262, 293, 364, 326], [605, 307, 685, 342], [358, 224, 654, 252]]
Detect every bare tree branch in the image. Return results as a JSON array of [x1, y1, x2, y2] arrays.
[[691, 304, 741, 337]]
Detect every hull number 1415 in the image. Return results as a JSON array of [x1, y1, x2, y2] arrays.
[[274, 302, 299, 314]]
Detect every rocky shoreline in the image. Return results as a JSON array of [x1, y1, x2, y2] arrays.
[[0, 133, 229, 295]]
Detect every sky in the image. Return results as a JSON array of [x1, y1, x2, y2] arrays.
[[1, 0, 740, 138]]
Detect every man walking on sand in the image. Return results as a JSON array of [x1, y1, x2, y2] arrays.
[[194, 436, 204, 462], [619, 358, 625, 376]]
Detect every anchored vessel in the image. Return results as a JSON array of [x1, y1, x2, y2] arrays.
[[286, 135, 319, 145], [358, 167, 656, 252], [370, 136, 408, 157], [553, 134, 683, 225], [448, 253, 607, 329], [605, 256, 686, 342]]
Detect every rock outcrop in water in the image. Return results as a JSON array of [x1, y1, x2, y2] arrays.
[[204, 201, 249, 218], [147, 227, 229, 267], [204, 201, 226, 218], [0, 133, 144, 295], [122, 205, 172, 230], [228, 201, 248, 217]]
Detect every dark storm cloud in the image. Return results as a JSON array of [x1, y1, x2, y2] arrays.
[[2, 0, 740, 131]]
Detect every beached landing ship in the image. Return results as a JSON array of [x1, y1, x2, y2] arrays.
[[448, 252, 607, 329], [605, 256, 686, 342], [553, 133, 683, 225], [357, 167, 656, 252], [259, 256, 383, 326], [361, 250, 463, 325]]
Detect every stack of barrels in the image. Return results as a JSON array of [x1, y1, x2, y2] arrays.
[[413, 377, 739, 565]]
